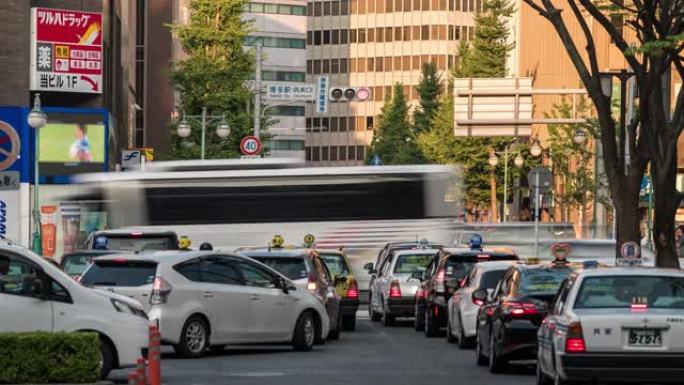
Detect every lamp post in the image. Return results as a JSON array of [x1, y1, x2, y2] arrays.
[[489, 145, 525, 222], [27, 94, 47, 255], [176, 108, 231, 160]]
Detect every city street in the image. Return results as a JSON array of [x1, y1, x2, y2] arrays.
[[110, 311, 533, 385]]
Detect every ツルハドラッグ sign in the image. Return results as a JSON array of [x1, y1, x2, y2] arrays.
[[30, 7, 103, 94]]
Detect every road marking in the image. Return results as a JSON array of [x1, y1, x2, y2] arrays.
[[229, 372, 285, 377]]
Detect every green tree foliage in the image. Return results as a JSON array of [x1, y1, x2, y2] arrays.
[[545, 96, 600, 221], [458, 0, 515, 77], [414, 62, 442, 133], [369, 83, 423, 164], [167, 0, 257, 159]]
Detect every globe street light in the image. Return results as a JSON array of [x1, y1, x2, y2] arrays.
[[27, 94, 47, 255], [488, 153, 499, 167], [573, 128, 587, 145], [530, 141, 543, 157], [514, 153, 524, 167], [175, 108, 231, 159]]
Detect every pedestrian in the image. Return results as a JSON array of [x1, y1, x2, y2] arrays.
[[675, 225, 684, 257]]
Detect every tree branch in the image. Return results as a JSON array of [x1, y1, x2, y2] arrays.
[[522, 0, 550, 17], [568, 0, 601, 77]]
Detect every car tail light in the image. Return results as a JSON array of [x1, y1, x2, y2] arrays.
[[415, 288, 426, 300], [150, 277, 172, 305], [131, 232, 143, 237], [472, 292, 485, 306], [389, 280, 402, 298], [307, 273, 318, 291], [631, 303, 648, 312], [112, 257, 128, 263], [502, 301, 539, 316], [565, 321, 585, 353], [435, 268, 446, 293], [346, 280, 359, 299]]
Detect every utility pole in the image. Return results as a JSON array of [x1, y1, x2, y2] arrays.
[[254, 41, 263, 139]]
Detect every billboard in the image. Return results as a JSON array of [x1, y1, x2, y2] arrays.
[[30, 7, 103, 94], [39, 110, 107, 176]]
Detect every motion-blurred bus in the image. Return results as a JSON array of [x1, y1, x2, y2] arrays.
[[65, 159, 461, 289]]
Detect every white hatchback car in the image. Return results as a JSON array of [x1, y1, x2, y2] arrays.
[[447, 260, 518, 348], [537, 267, 684, 385], [0, 241, 149, 379], [80, 251, 330, 357]]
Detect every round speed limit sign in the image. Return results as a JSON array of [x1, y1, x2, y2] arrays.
[[240, 136, 262, 156]]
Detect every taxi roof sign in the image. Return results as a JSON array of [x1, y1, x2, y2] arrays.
[[525, 257, 541, 264], [469, 234, 483, 250], [271, 234, 285, 248], [617, 241, 642, 266], [303, 234, 315, 247]]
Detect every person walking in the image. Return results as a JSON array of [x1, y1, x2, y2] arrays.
[[675, 225, 684, 258]]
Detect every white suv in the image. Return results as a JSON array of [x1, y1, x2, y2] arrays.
[[80, 251, 330, 357], [0, 241, 149, 379]]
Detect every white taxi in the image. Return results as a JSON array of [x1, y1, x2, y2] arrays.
[[446, 260, 518, 348], [536, 267, 684, 384]]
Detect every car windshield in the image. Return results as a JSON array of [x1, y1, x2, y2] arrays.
[[445, 259, 475, 279], [97, 235, 177, 252], [319, 253, 350, 276], [80, 260, 157, 287], [575, 275, 684, 309], [393, 253, 433, 274], [480, 269, 507, 289], [62, 254, 102, 276], [520, 267, 573, 295], [249, 256, 309, 280]]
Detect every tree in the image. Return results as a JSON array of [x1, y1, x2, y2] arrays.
[[167, 0, 256, 159], [523, 0, 684, 266], [414, 62, 442, 133], [545, 96, 601, 229], [369, 83, 423, 164], [459, 0, 516, 77]]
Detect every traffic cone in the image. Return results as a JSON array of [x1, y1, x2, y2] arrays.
[[135, 357, 146, 385], [148, 325, 162, 385]]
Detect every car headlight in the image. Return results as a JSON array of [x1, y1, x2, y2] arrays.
[[110, 298, 148, 320]]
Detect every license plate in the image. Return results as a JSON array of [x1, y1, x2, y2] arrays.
[[628, 329, 662, 346]]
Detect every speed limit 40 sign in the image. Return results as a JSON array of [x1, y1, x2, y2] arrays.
[[240, 136, 262, 156]]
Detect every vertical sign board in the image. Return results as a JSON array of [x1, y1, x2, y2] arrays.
[[316, 76, 329, 114], [30, 8, 103, 94], [0, 108, 31, 244]]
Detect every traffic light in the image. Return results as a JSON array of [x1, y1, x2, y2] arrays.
[[329, 87, 371, 102]]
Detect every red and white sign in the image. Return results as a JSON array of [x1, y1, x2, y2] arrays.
[[240, 136, 262, 156], [30, 8, 103, 94]]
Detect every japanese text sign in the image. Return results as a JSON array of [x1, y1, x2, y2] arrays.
[[264, 83, 316, 101], [30, 8, 103, 94]]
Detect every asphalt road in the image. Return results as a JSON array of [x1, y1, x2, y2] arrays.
[[110, 312, 533, 385]]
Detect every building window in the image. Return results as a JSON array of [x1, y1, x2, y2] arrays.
[[314, 31, 322, 45], [312, 147, 320, 161], [341, 0, 350, 14], [341, 29, 349, 44], [359, 0, 367, 13], [307, 60, 313, 74], [323, 30, 331, 44], [404, 0, 412, 11], [385, 56, 393, 71], [358, 28, 367, 43], [394, 56, 402, 71], [394, 27, 402, 41], [412, 55, 420, 70], [348, 116, 356, 131], [339, 146, 347, 161], [431, 25, 439, 40], [403, 55, 411, 70], [377, 0, 386, 12], [437, 55, 447, 69], [331, 58, 339, 73], [321, 117, 330, 131], [332, 0, 341, 15], [339, 116, 347, 131], [332, 29, 340, 44], [351, 0, 358, 13], [305, 146, 312, 160], [422, 0, 430, 10], [403, 26, 411, 41], [322, 59, 330, 73], [268, 139, 305, 150], [421, 25, 430, 40], [262, 70, 306, 82], [369, 0, 376, 12], [413, 0, 421, 10], [330, 146, 338, 161], [321, 146, 329, 161], [394, 0, 402, 12], [348, 146, 356, 160], [376, 57, 384, 71], [376, 27, 384, 42], [385, 27, 393, 42], [357, 145, 365, 160], [324, 1, 331, 14], [264, 3, 278, 13], [366, 116, 374, 130], [413, 25, 421, 40], [350, 58, 357, 72], [330, 117, 339, 131], [357, 58, 366, 72], [340, 58, 348, 73], [368, 28, 375, 42], [368, 57, 374, 71], [245, 36, 306, 49], [350, 29, 358, 43], [307, 31, 313, 45], [373, 86, 383, 101], [313, 60, 322, 74], [385, 0, 393, 12], [314, 2, 322, 15]]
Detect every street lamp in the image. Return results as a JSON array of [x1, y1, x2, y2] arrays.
[[530, 141, 543, 158], [28, 94, 47, 255], [514, 154, 524, 167], [573, 129, 587, 145], [488, 153, 499, 167], [175, 108, 231, 159], [489, 145, 525, 222]]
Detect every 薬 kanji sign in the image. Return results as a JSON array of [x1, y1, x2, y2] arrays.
[[30, 8, 103, 94]]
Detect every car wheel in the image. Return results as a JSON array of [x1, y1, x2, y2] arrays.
[[341, 314, 356, 331], [457, 316, 473, 349], [414, 306, 425, 331], [328, 311, 341, 340], [175, 316, 209, 358], [99, 337, 114, 380], [292, 311, 316, 351], [488, 331, 507, 373], [475, 331, 487, 366], [383, 303, 396, 327], [424, 307, 438, 337], [446, 317, 457, 343]]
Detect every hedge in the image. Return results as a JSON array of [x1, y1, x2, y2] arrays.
[[0, 332, 100, 384]]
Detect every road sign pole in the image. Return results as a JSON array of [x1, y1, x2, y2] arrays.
[[200, 107, 207, 160], [534, 172, 540, 259], [503, 146, 509, 223], [254, 42, 262, 139]]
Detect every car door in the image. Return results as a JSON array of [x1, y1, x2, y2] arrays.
[[371, 255, 389, 311], [453, 267, 476, 331], [198, 256, 250, 342], [236, 260, 295, 340], [541, 278, 572, 372], [0, 253, 53, 332], [480, 269, 510, 354], [312, 255, 339, 323]]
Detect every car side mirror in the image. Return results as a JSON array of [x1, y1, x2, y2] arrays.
[[369, 269, 378, 276], [276, 277, 290, 294], [363, 262, 374, 271], [334, 275, 347, 284], [472, 289, 488, 303], [411, 271, 423, 281]]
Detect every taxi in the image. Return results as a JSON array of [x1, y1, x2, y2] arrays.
[[536, 253, 684, 384], [239, 235, 343, 340], [316, 246, 360, 331]]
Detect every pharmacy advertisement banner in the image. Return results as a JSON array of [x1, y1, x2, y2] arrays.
[[30, 7, 103, 94]]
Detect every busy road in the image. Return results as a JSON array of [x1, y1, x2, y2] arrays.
[[111, 309, 533, 385]]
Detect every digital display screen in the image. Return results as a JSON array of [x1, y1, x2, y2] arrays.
[[39, 112, 106, 176]]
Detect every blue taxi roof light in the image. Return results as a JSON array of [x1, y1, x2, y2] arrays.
[[582, 260, 599, 268], [469, 234, 483, 250]]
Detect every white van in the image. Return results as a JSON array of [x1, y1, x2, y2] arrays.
[[0, 241, 149, 379]]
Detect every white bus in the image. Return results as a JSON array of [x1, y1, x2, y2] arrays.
[[66, 160, 460, 288]]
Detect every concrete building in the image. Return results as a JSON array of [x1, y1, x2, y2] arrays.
[[304, 0, 479, 165]]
